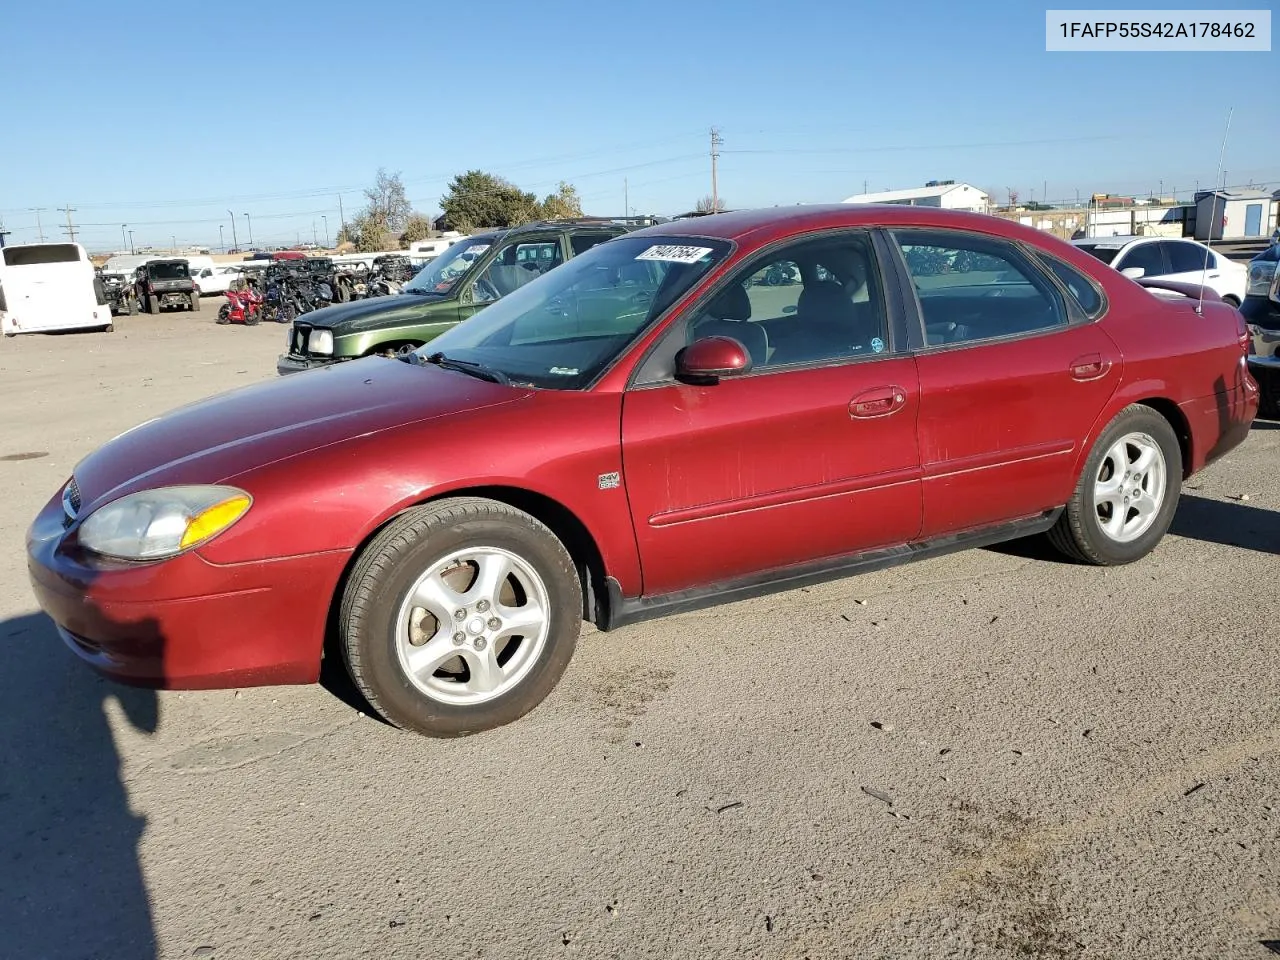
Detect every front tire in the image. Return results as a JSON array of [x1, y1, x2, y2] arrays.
[[1047, 404, 1182, 565], [340, 497, 582, 737]]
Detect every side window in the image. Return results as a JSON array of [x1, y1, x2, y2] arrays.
[[473, 239, 563, 302], [1040, 255, 1105, 319], [570, 233, 614, 256], [894, 230, 1067, 346], [1115, 242, 1165, 277], [684, 233, 890, 371], [1167, 241, 1211, 274]]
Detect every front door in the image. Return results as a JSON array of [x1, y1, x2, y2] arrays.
[[621, 230, 922, 597], [1245, 203, 1263, 237], [891, 228, 1121, 537]]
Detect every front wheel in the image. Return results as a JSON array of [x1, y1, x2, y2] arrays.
[[340, 497, 582, 737], [216, 304, 231, 325], [1047, 405, 1182, 565]]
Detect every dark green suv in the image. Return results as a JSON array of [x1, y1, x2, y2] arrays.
[[276, 219, 648, 375]]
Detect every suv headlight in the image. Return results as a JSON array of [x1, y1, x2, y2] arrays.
[[1247, 260, 1278, 298], [79, 485, 252, 560], [308, 329, 334, 355]]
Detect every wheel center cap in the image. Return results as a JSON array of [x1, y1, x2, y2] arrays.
[[467, 617, 486, 635]]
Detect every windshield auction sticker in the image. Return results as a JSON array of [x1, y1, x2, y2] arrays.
[[636, 245, 714, 264], [1046, 9, 1270, 50]]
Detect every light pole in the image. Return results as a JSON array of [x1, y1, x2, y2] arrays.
[[322, 215, 329, 248], [120, 224, 128, 252], [244, 213, 254, 248], [227, 210, 239, 252], [128, 229, 134, 254], [172, 235, 178, 253], [219, 224, 225, 253]]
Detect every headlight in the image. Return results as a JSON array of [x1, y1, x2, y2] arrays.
[[309, 329, 334, 355], [79, 485, 252, 560], [1247, 261, 1277, 298]]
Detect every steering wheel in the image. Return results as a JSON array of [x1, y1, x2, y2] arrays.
[[473, 277, 501, 303]]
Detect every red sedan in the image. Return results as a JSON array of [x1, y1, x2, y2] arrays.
[[27, 205, 1259, 736]]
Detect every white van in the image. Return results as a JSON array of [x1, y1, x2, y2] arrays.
[[0, 242, 114, 337], [407, 233, 469, 264]]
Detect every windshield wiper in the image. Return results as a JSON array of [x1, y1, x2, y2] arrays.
[[403, 286, 445, 296], [420, 351, 510, 385]]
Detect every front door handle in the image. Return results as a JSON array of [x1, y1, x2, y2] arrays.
[[1069, 353, 1113, 381], [850, 385, 908, 419]]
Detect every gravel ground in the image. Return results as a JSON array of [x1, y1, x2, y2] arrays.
[[1, 310, 1277, 960]]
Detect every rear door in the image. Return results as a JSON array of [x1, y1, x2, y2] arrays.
[[890, 228, 1120, 538], [1112, 241, 1168, 279]]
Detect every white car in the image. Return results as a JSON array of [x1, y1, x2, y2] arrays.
[[191, 263, 239, 297], [1071, 235, 1247, 306]]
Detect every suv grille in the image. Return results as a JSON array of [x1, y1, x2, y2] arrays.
[[292, 322, 312, 356], [62, 477, 82, 524]]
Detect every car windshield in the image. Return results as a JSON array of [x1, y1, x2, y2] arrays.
[[404, 238, 496, 295], [1074, 243, 1122, 265], [149, 262, 188, 280], [412, 235, 731, 389]]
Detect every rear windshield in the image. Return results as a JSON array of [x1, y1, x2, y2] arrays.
[[149, 262, 189, 280], [3, 244, 82, 266], [1074, 243, 1121, 266]]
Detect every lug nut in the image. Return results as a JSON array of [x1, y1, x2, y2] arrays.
[[453, 632, 466, 645], [453, 609, 466, 621], [474, 638, 488, 651], [476, 599, 490, 612], [487, 617, 501, 630]]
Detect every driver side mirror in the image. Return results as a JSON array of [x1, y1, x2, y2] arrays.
[[675, 336, 752, 385], [1120, 266, 1146, 280]]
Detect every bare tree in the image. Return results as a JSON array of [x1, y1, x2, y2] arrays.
[[695, 194, 726, 214]]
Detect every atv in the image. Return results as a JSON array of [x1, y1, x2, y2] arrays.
[[135, 259, 200, 314]]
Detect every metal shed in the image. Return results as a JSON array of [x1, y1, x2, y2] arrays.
[[1193, 190, 1274, 241]]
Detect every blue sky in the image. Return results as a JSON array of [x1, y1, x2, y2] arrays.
[[1, 0, 1275, 251]]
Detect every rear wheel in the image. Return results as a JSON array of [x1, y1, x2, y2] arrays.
[[1047, 405, 1182, 565], [125, 297, 136, 316], [190, 291, 201, 312], [147, 294, 159, 314], [340, 497, 581, 737]]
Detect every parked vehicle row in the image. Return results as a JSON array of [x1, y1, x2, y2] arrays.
[[25, 205, 1260, 742]]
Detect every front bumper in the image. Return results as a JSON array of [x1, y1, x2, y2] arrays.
[[276, 353, 344, 376], [25, 494, 350, 689]]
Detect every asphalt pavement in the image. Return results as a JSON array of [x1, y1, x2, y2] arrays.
[[0, 310, 1277, 960]]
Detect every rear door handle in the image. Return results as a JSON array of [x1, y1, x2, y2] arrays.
[[1069, 353, 1113, 381], [850, 385, 908, 419]]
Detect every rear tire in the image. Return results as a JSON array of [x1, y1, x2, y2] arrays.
[[147, 294, 159, 314], [190, 292, 201, 312], [340, 497, 582, 737], [1047, 404, 1182, 565]]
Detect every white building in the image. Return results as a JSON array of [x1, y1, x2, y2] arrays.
[[842, 180, 991, 213], [1193, 189, 1275, 241]]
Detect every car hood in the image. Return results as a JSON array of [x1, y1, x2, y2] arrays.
[[303, 293, 452, 335], [70, 356, 530, 511]]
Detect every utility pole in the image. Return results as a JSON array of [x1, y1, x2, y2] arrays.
[[624, 177, 628, 218], [31, 208, 46, 242], [59, 204, 77, 242], [244, 213, 253, 247], [312, 222, 317, 246], [322, 215, 329, 247], [710, 127, 723, 213], [128, 230, 134, 254], [227, 210, 239, 251], [121, 224, 128, 251], [863, 179, 868, 194], [172, 235, 177, 253], [338, 194, 346, 236], [0, 215, 9, 248], [219, 224, 225, 252]]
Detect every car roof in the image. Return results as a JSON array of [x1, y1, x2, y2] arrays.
[[1072, 235, 1142, 247], [622, 203, 1044, 247]]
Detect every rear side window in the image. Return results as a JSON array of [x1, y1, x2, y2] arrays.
[[1040, 255, 1105, 318], [893, 230, 1067, 347], [1167, 241, 1212, 274]]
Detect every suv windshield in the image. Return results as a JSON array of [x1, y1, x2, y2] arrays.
[[413, 235, 731, 389], [404, 237, 496, 295], [149, 262, 189, 280]]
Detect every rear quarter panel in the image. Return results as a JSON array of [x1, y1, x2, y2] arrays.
[[1074, 280, 1255, 478]]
